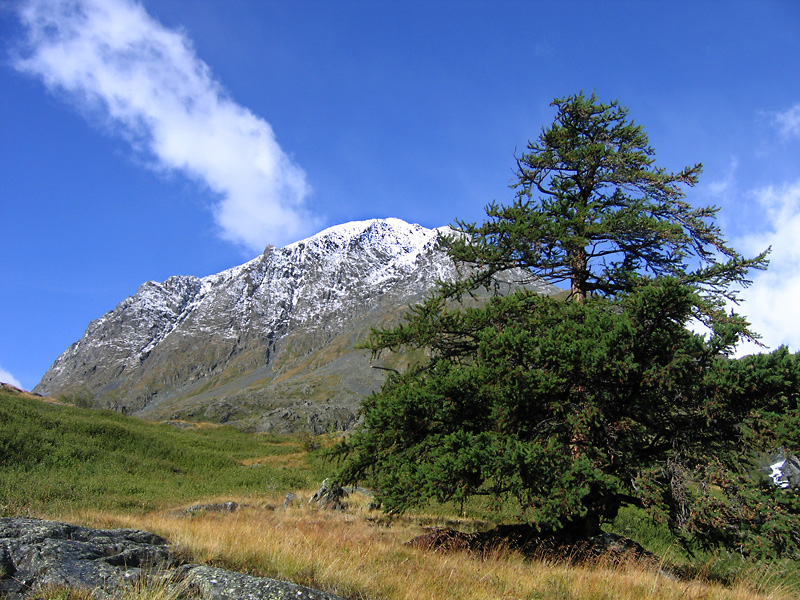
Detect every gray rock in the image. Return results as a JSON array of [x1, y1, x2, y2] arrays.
[[309, 480, 348, 511], [0, 518, 346, 600], [766, 452, 800, 489], [183, 502, 240, 515], [184, 565, 344, 600], [0, 518, 173, 599]]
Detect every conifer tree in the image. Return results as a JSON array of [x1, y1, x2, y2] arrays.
[[445, 92, 767, 330], [336, 93, 796, 554]]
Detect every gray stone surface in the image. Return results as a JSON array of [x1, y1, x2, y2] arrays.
[[309, 480, 348, 511], [0, 518, 346, 600], [183, 566, 344, 600], [0, 518, 173, 599], [182, 502, 240, 515]]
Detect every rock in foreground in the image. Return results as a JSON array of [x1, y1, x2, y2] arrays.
[[0, 517, 344, 600]]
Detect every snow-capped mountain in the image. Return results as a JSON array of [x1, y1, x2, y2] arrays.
[[34, 218, 554, 432]]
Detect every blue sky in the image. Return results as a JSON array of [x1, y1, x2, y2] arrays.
[[1, 0, 800, 390]]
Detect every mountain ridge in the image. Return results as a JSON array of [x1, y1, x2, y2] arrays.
[[35, 218, 555, 432]]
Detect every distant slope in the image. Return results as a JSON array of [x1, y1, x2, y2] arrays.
[[0, 382, 45, 400], [0, 388, 309, 514], [35, 219, 557, 432]]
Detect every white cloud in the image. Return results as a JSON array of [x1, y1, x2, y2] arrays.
[[0, 365, 23, 389], [734, 181, 800, 356], [774, 103, 800, 139], [13, 0, 318, 252]]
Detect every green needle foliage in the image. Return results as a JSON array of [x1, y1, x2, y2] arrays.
[[444, 91, 767, 332], [336, 92, 800, 557]]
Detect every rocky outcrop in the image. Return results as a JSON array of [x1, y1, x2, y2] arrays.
[[0, 518, 174, 599], [183, 565, 342, 600], [309, 480, 349, 511], [0, 517, 345, 600], [181, 501, 240, 515], [35, 218, 556, 433]]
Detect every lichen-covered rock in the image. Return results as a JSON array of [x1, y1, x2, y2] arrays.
[[183, 501, 240, 515], [0, 518, 346, 600], [183, 565, 344, 600], [0, 518, 173, 599]]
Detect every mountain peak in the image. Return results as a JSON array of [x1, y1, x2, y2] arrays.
[[282, 218, 447, 255], [34, 217, 555, 432], [34, 218, 456, 430]]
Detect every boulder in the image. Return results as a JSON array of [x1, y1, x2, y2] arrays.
[[182, 502, 240, 515], [309, 480, 348, 511], [183, 565, 344, 600], [0, 517, 346, 600], [0, 518, 173, 599]]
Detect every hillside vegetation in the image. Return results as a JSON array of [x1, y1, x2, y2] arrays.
[[0, 389, 311, 515], [1, 389, 796, 600]]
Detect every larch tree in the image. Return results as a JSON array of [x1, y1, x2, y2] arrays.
[[445, 92, 766, 330], [335, 92, 797, 555]]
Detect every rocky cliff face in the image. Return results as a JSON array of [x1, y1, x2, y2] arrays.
[[35, 218, 554, 432]]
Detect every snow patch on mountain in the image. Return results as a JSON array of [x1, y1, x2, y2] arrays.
[[34, 219, 459, 398]]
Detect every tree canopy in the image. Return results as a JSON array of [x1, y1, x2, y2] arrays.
[[336, 92, 799, 556], [444, 92, 767, 334]]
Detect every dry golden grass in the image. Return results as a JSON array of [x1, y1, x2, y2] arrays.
[[60, 490, 794, 600], [25, 569, 194, 600]]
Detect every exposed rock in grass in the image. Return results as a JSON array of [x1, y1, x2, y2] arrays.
[[0, 517, 345, 600], [309, 480, 349, 511], [182, 501, 241, 515], [283, 493, 297, 510], [0, 518, 174, 599], [183, 565, 344, 600]]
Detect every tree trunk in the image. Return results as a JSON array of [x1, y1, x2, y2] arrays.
[[570, 247, 588, 302]]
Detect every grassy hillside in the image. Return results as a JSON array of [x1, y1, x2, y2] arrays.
[[0, 389, 314, 515], [1, 389, 795, 600]]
